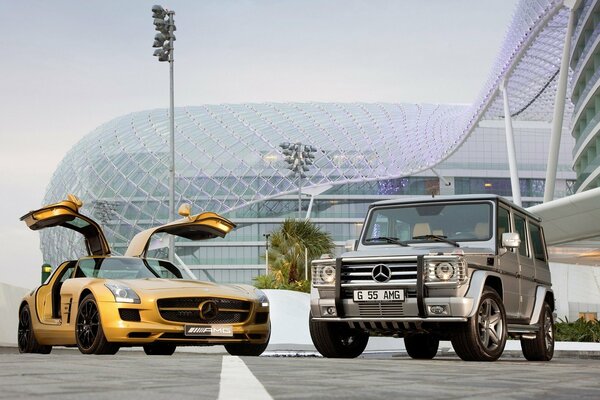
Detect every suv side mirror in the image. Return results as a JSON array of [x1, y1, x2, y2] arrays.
[[345, 239, 357, 251], [502, 232, 521, 249]]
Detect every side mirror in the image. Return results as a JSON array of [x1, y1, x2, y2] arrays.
[[502, 232, 521, 249], [345, 239, 357, 251], [178, 203, 192, 218]]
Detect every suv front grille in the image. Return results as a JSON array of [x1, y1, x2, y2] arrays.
[[339, 257, 418, 318], [340, 258, 418, 285], [358, 302, 406, 317], [157, 297, 252, 324]]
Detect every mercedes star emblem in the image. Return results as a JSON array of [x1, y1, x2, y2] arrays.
[[199, 300, 219, 321], [372, 264, 392, 283]]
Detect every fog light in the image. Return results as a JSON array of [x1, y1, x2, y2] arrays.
[[323, 306, 337, 316], [429, 305, 447, 315]]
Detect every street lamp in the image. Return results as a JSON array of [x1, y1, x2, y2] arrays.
[[263, 233, 271, 275], [279, 142, 317, 219], [41, 263, 52, 284], [152, 5, 176, 261]]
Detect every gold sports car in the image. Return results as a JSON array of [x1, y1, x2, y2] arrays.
[[17, 195, 270, 356]]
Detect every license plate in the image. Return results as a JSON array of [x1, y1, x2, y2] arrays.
[[184, 324, 234, 337], [353, 289, 404, 302]]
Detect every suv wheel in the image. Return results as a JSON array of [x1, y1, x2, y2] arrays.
[[520, 301, 554, 361], [404, 333, 439, 359], [451, 288, 507, 361], [309, 312, 369, 358], [143, 343, 177, 356]]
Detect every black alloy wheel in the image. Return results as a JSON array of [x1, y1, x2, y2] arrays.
[[18, 304, 51, 354], [76, 294, 119, 355]]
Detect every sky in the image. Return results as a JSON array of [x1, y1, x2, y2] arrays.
[[0, 0, 518, 289]]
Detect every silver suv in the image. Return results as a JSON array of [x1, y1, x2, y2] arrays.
[[309, 195, 555, 361]]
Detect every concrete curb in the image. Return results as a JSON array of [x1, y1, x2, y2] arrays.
[[5, 340, 600, 359]]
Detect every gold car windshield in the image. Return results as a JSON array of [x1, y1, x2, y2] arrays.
[[75, 258, 183, 280]]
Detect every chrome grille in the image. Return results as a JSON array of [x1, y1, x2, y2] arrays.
[[157, 297, 252, 324], [340, 259, 418, 285], [358, 302, 405, 317]]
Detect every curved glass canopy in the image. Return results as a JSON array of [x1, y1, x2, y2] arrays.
[[42, 0, 575, 265]]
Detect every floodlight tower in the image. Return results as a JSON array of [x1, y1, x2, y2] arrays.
[[279, 142, 317, 218], [151, 5, 177, 261]]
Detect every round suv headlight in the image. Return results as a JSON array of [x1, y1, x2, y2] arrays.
[[434, 262, 455, 281], [321, 265, 336, 284]]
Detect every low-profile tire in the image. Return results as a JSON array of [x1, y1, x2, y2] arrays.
[[451, 288, 507, 361], [521, 301, 554, 361], [18, 304, 52, 354], [309, 312, 369, 358], [225, 341, 269, 357], [76, 294, 120, 355], [143, 343, 177, 356], [404, 333, 439, 360]]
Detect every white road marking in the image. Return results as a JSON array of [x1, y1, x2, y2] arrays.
[[217, 356, 273, 400]]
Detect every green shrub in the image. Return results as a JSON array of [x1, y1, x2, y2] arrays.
[[253, 272, 310, 293], [555, 318, 600, 342]]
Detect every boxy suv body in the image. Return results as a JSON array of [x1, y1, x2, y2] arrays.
[[309, 195, 555, 361]]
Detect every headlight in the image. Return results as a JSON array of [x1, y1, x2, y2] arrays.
[[312, 259, 336, 286], [435, 262, 455, 280], [105, 282, 140, 304], [425, 258, 467, 283], [321, 265, 336, 283], [255, 289, 269, 307]]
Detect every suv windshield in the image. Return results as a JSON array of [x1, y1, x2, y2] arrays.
[[363, 202, 492, 245], [75, 257, 183, 279]]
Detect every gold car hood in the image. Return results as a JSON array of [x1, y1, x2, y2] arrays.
[[119, 279, 254, 298]]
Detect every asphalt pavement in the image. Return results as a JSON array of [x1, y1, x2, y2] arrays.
[[1, 346, 600, 399]]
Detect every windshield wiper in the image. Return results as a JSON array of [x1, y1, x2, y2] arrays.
[[365, 236, 409, 246], [412, 234, 460, 247]]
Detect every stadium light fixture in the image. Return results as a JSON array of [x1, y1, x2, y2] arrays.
[[151, 5, 177, 262], [279, 142, 317, 218]]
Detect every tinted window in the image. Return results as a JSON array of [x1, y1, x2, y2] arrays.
[[514, 214, 529, 257], [529, 223, 546, 262], [364, 202, 492, 244], [146, 259, 183, 279], [497, 207, 511, 250], [76, 258, 161, 279], [59, 264, 76, 282]]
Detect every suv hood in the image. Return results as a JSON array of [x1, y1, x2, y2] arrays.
[[342, 245, 494, 259]]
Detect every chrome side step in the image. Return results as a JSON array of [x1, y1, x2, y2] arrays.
[[508, 323, 539, 339]]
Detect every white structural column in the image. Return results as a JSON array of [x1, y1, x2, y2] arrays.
[[500, 81, 522, 206], [544, 0, 581, 202]]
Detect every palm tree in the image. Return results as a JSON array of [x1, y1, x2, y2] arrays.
[[268, 218, 335, 284]]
